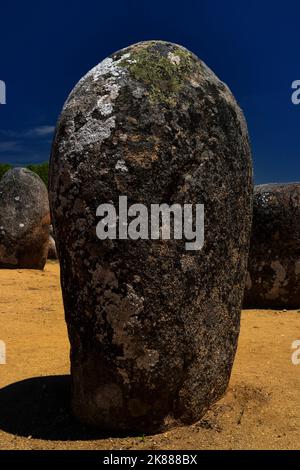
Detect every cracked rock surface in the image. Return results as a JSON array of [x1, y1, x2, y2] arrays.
[[244, 183, 300, 308], [0, 167, 50, 269], [49, 41, 253, 432]]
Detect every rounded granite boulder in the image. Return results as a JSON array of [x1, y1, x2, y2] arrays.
[[49, 41, 253, 432], [244, 183, 300, 308], [0, 167, 50, 269]]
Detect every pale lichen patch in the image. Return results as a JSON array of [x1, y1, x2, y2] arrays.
[[97, 97, 113, 116], [76, 116, 116, 147], [90, 53, 131, 81], [168, 52, 181, 65], [115, 160, 128, 172], [61, 53, 133, 155]]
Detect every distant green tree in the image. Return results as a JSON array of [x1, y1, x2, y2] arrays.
[[27, 161, 49, 187], [0, 163, 12, 180]]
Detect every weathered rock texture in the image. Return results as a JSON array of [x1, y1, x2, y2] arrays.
[[49, 41, 253, 432], [48, 226, 58, 259], [48, 235, 57, 259], [244, 183, 300, 308], [0, 168, 50, 269]]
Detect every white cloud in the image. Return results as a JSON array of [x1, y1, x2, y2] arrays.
[[0, 125, 55, 139], [24, 125, 55, 137]]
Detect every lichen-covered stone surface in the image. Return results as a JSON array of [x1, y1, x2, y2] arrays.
[[49, 41, 253, 432], [0, 168, 50, 269], [244, 183, 300, 309]]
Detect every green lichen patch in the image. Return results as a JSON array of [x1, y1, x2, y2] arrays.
[[119, 44, 196, 105]]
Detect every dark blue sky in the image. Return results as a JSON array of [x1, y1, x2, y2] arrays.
[[0, 0, 299, 183]]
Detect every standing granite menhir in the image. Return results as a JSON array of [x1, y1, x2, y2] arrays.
[[0, 167, 50, 269], [244, 183, 300, 308], [49, 41, 253, 432]]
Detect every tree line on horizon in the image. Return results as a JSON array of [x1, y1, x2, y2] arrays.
[[0, 162, 49, 187]]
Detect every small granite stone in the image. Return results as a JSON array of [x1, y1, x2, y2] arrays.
[[0, 167, 50, 269]]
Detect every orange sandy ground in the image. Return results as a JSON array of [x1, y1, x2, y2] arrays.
[[0, 261, 299, 450]]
